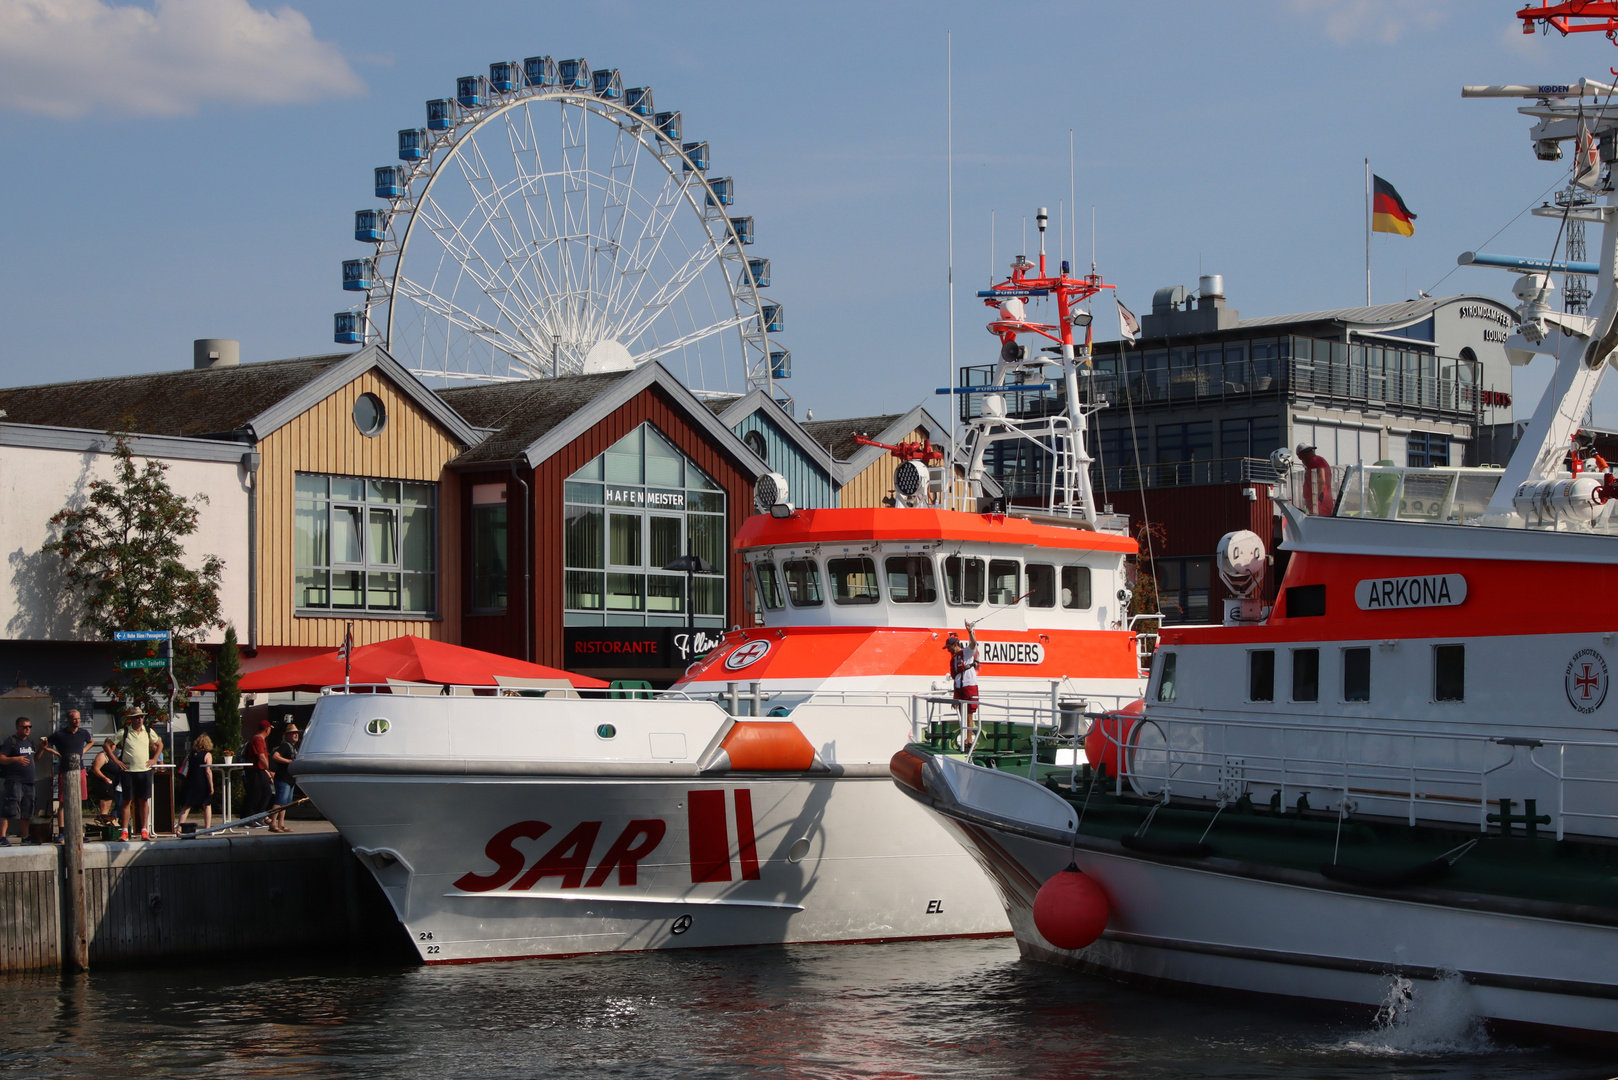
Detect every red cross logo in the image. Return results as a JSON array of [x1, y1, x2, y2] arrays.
[[1576, 663, 1601, 700]]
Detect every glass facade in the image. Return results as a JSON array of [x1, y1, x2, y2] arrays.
[[294, 474, 436, 614], [563, 424, 726, 627]]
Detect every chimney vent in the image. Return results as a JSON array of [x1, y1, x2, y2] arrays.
[[193, 339, 240, 370]]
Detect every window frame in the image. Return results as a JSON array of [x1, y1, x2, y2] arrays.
[[1434, 644, 1465, 702], [1342, 646, 1371, 703], [294, 473, 437, 617], [827, 556, 881, 605], [1061, 565, 1093, 610], [1249, 649, 1275, 702], [884, 555, 938, 605], [1025, 563, 1057, 609], [1291, 647, 1320, 703], [942, 555, 986, 606]]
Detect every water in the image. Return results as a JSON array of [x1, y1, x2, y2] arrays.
[[1, 938, 1610, 1079]]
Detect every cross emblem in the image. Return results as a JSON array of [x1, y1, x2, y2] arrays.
[[1575, 663, 1601, 699]]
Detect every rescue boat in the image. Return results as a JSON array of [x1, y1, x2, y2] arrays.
[[294, 233, 1147, 962], [893, 46, 1618, 1044]]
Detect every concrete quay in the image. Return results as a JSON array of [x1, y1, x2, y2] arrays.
[[0, 823, 400, 973]]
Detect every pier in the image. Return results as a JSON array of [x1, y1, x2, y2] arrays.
[[0, 826, 400, 973]]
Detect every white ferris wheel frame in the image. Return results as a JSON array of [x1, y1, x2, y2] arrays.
[[352, 83, 782, 403]]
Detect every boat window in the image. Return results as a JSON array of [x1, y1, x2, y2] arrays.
[[1285, 584, 1326, 618], [828, 557, 880, 605], [754, 561, 785, 610], [943, 556, 985, 606], [782, 559, 823, 607], [1155, 651, 1177, 702], [1343, 647, 1370, 702], [1061, 566, 1092, 609], [1026, 564, 1056, 608], [987, 560, 1021, 605], [884, 555, 937, 603], [1434, 644, 1464, 701], [1292, 648, 1320, 702], [1249, 650, 1274, 702]]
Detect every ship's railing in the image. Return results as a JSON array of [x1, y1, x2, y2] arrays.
[[1085, 710, 1618, 841]]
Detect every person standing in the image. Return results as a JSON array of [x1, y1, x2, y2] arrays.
[[174, 734, 215, 833], [89, 738, 122, 826], [945, 628, 981, 749], [115, 708, 162, 842], [0, 718, 40, 845], [41, 709, 93, 842], [267, 724, 300, 833], [241, 718, 273, 827]]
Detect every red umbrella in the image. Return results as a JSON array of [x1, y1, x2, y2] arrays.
[[200, 635, 609, 693]]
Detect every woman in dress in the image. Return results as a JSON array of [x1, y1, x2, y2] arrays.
[[174, 734, 214, 833]]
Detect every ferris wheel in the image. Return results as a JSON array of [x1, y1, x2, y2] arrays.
[[334, 57, 789, 405]]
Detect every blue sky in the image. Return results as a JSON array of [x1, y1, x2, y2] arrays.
[[2, 0, 1615, 424]]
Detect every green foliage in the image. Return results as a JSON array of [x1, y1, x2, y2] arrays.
[[45, 430, 225, 718], [1128, 520, 1168, 637], [214, 625, 242, 754]]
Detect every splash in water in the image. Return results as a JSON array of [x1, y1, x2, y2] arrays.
[[1342, 968, 1492, 1055]]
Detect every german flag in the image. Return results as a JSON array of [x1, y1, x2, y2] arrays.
[[1372, 175, 1416, 237]]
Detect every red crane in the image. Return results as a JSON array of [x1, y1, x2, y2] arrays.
[[1519, 1, 1618, 41]]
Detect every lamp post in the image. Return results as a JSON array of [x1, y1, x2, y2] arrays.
[[662, 552, 717, 634]]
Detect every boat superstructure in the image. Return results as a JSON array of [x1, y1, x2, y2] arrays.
[[295, 236, 1149, 963], [893, 53, 1618, 1044]]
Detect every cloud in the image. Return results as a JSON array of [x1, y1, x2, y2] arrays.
[[0, 0, 363, 118], [1286, 0, 1451, 45]]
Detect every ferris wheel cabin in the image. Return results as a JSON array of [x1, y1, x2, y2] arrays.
[[342, 259, 377, 292], [333, 312, 366, 345], [488, 61, 519, 93], [654, 111, 681, 141], [397, 128, 427, 161], [741, 258, 770, 289], [762, 304, 783, 333], [557, 59, 590, 90], [627, 87, 655, 117], [353, 209, 388, 244], [522, 56, 556, 88], [681, 140, 708, 170], [592, 69, 623, 100], [728, 216, 755, 245], [374, 166, 406, 199], [706, 177, 734, 206], [426, 98, 455, 130], [456, 76, 487, 108]]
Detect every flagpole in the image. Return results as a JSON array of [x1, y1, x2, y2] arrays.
[[946, 30, 956, 464], [1364, 158, 1371, 306]]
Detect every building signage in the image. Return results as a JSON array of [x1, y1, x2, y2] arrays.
[[977, 640, 1045, 665], [114, 630, 170, 641], [564, 627, 718, 671], [605, 487, 686, 509], [1353, 574, 1467, 611], [1566, 649, 1609, 714]]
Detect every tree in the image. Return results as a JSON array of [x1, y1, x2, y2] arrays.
[[45, 430, 225, 718], [214, 625, 242, 755]]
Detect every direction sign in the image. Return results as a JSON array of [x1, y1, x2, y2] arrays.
[[118, 658, 169, 670], [114, 630, 170, 642]]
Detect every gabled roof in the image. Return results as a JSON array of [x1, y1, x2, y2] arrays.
[[1237, 294, 1514, 331], [0, 344, 483, 449], [802, 403, 952, 483], [716, 389, 837, 483], [441, 363, 766, 476]]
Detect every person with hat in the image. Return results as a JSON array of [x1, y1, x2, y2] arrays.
[[266, 721, 301, 833], [114, 707, 162, 842], [240, 717, 273, 827], [945, 627, 981, 750]]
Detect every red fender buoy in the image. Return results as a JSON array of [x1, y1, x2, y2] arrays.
[[1085, 698, 1143, 777], [1032, 864, 1111, 951]]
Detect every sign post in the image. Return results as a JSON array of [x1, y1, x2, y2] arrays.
[[113, 629, 177, 833]]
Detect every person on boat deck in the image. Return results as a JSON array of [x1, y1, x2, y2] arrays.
[[946, 630, 980, 747]]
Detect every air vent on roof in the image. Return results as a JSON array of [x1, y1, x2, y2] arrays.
[[193, 339, 240, 370]]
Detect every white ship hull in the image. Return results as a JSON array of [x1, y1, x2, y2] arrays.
[[296, 693, 1008, 962], [906, 754, 1618, 1043]]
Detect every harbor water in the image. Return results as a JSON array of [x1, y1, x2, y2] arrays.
[[1, 937, 1609, 1079]]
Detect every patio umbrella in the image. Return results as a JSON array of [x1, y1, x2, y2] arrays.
[[200, 635, 609, 693]]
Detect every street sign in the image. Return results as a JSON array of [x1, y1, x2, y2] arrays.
[[118, 658, 169, 670], [114, 630, 170, 642]]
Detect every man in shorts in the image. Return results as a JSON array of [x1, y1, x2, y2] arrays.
[[41, 709, 93, 842], [945, 628, 981, 749], [115, 708, 162, 842], [0, 717, 40, 845]]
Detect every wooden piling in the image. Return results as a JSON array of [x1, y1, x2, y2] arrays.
[[61, 753, 87, 972]]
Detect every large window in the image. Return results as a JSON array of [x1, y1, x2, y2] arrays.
[[884, 556, 937, 604], [943, 556, 986, 606], [1156, 557, 1211, 624], [295, 474, 436, 614], [562, 424, 727, 627]]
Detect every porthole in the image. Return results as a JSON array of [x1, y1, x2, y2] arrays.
[[787, 837, 811, 863], [353, 392, 387, 438], [596, 723, 617, 739], [365, 718, 390, 736]]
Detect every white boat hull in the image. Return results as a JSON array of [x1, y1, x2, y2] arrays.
[[908, 755, 1618, 1042], [295, 694, 1009, 962]]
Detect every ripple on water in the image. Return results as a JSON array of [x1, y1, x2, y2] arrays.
[[0, 940, 1607, 1080]]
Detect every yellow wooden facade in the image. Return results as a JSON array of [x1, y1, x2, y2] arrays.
[[837, 427, 970, 509], [255, 369, 464, 648]]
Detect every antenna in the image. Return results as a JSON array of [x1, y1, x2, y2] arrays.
[[1069, 129, 1076, 272], [946, 30, 956, 460], [990, 210, 995, 285]]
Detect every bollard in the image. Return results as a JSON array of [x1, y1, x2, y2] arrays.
[[62, 753, 87, 971]]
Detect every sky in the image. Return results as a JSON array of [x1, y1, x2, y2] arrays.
[[3, 0, 1617, 425]]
